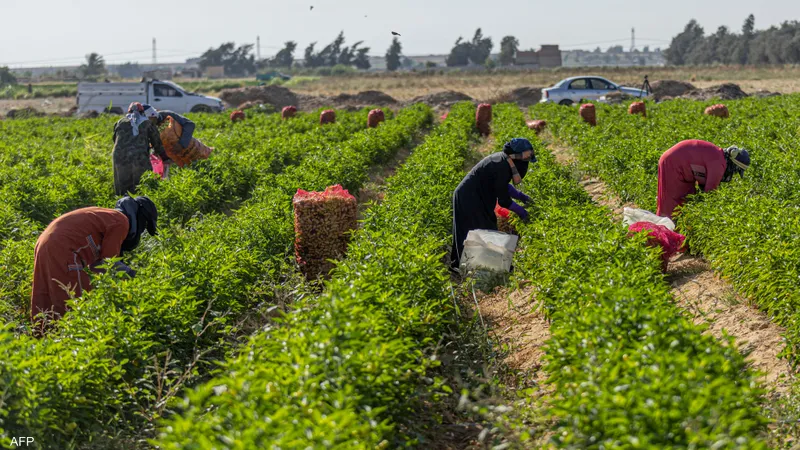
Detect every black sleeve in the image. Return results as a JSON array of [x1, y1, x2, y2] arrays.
[[495, 161, 513, 208]]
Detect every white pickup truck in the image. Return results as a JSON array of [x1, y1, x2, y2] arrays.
[[77, 80, 225, 115]]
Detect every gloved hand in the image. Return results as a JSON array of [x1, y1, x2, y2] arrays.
[[112, 261, 137, 279], [508, 201, 529, 223], [508, 184, 534, 206]]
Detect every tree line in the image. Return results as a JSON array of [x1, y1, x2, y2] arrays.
[[666, 15, 800, 65]]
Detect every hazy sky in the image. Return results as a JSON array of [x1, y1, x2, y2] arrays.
[[1, 0, 797, 67]]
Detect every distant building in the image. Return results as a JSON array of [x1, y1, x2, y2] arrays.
[[516, 45, 562, 68]]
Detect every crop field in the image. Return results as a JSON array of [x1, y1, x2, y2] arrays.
[[2, 88, 800, 449]]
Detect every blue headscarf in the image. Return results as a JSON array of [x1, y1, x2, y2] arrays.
[[504, 138, 536, 158]]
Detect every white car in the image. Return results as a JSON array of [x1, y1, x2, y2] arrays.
[[77, 80, 225, 115], [540, 76, 650, 105]]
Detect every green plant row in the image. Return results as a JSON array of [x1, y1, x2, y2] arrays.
[[153, 102, 480, 449], [532, 96, 800, 362], [0, 109, 376, 324], [495, 104, 768, 447], [0, 105, 431, 449]]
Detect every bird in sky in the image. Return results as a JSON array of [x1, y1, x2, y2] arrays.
[[391, 31, 401, 36], [310, 5, 314, 10]]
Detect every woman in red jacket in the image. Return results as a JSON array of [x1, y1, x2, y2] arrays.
[[656, 140, 750, 218], [30, 196, 157, 328]]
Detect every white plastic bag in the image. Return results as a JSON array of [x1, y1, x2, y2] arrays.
[[460, 230, 519, 273], [622, 207, 676, 230]]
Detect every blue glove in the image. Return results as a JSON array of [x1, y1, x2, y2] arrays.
[[507, 184, 532, 205], [508, 201, 529, 222], [112, 261, 137, 279]]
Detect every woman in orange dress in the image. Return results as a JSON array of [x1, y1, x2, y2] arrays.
[[30, 196, 158, 328]]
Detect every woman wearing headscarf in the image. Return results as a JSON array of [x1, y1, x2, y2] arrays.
[[30, 196, 158, 327], [112, 102, 169, 195], [450, 138, 537, 269]]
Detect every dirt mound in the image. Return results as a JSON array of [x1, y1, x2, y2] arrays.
[[754, 90, 781, 99], [680, 83, 749, 101], [650, 80, 696, 99], [79, 110, 99, 119], [330, 90, 397, 105], [409, 91, 474, 107], [219, 85, 298, 109], [488, 86, 542, 106], [6, 107, 45, 119]]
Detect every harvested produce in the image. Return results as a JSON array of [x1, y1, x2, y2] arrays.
[[628, 101, 646, 117], [281, 105, 297, 119], [159, 116, 214, 168], [579, 103, 596, 126], [627, 221, 686, 272], [367, 109, 385, 128], [320, 109, 336, 125], [704, 104, 729, 118], [230, 110, 246, 122], [526, 119, 547, 133], [476, 103, 492, 136], [293, 184, 357, 279]]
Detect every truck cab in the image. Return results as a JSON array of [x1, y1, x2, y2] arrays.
[[77, 80, 225, 115]]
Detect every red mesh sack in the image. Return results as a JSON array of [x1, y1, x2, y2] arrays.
[[580, 104, 596, 126], [230, 110, 246, 122], [476, 103, 492, 136], [159, 116, 214, 168], [704, 104, 729, 118], [526, 119, 547, 133], [293, 184, 357, 279], [367, 109, 385, 128], [628, 222, 686, 272], [320, 109, 336, 125], [282, 106, 297, 119], [628, 101, 646, 117], [441, 112, 449, 121], [495, 202, 517, 235]]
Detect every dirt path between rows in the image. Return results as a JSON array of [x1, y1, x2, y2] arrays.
[[545, 133, 795, 398]]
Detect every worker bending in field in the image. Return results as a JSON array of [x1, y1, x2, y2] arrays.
[[113, 103, 169, 195], [30, 196, 158, 327], [656, 139, 750, 218], [451, 138, 536, 269], [144, 104, 196, 150]]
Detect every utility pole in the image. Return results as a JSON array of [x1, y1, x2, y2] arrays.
[[152, 38, 157, 64], [630, 28, 635, 52], [257, 36, 261, 61]]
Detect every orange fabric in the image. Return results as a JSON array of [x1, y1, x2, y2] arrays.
[[159, 116, 213, 168], [31, 207, 129, 323]]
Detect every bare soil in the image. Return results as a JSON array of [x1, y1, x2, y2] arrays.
[[546, 135, 795, 397]]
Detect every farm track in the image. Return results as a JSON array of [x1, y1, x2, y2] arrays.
[[545, 133, 795, 398]]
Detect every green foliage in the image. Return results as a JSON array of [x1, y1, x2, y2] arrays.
[[667, 15, 800, 65], [155, 102, 479, 448], [495, 103, 768, 447], [0, 67, 16, 87], [446, 28, 494, 67], [198, 43, 256, 77], [385, 37, 403, 72], [533, 95, 800, 363], [303, 32, 371, 70], [499, 36, 519, 66], [0, 105, 431, 447]]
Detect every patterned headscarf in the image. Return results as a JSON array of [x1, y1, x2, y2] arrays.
[[503, 138, 537, 184], [126, 102, 149, 137]]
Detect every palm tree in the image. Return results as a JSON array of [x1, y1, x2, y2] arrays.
[[80, 53, 106, 78]]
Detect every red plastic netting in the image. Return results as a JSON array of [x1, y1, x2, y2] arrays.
[[367, 109, 385, 128], [580, 104, 596, 126], [494, 202, 516, 235], [476, 103, 492, 136], [628, 221, 686, 271], [282, 106, 297, 119], [293, 185, 357, 279]]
